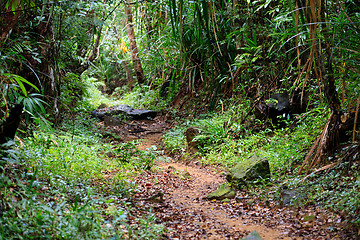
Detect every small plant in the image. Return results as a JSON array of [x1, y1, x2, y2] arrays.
[[163, 125, 187, 153], [0, 116, 165, 239], [114, 141, 158, 171]]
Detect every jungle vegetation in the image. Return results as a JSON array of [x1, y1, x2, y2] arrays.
[[0, 0, 359, 239]]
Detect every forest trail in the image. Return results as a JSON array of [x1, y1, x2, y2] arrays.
[[106, 115, 291, 239]]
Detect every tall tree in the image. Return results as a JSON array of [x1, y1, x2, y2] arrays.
[[125, 3, 145, 84]]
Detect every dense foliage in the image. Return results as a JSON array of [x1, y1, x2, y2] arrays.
[[1, 0, 360, 238]]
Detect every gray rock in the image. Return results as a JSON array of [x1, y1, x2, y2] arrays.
[[104, 116, 123, 126], [280, 187, 307, 206], [109, 104, 135, 116], [128, 109, 157, 120], [226, 155, 270, 189], [242, 231, 263, 240], [92, 104, 157, 120], [267, 92, 290, 113], [206, 184, 236, 200]]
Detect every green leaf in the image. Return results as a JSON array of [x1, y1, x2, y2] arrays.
[[5, 0, 10, 10], [3, 73, 40, 93], [12, 0, 18, 12]]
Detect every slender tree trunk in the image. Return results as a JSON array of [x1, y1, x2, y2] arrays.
[[113, 25, 133, 85], [125, 3, 145, 84], [88, 25, 103, 63]]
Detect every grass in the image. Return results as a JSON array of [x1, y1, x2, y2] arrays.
[[0, 116, 165, 239]]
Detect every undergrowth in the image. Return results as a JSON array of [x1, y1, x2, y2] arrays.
[[164, 102, 360, 227], [0, 117, 165, 239]]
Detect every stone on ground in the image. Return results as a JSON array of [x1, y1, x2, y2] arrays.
[[206, 183, 236, 200], [280, 187, 307, 206], [226, 155, 270, 188], [242, 230, 263, 240], [92, 104, 157, 120]]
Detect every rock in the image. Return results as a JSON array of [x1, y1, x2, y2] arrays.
[[109, 104, 134, 116], [267, 92, 290, 112], [254, 92, 291, 125], [280, 187, 307, 206], [186, 127, 200, 150], [267, 92, 290, 123], [226, 155, 270, 189], [206, 184, 236, 200], [91, 109, 107, 120], [91, 104, 157, 120], [104, 115, 123, 126], [128, 109, 157, 120], [242, 231, 263, 240]]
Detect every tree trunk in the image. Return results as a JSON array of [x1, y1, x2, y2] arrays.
[[112, 25, 133, 85], [0, 0, 21, 49], [87, 25, 103, 63], [125, 3, 145, 85]]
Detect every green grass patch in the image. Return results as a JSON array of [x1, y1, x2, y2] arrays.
[[0, 118, 165, 239]]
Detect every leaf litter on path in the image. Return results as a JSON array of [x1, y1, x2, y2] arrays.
[[105, 116, 356, 239]]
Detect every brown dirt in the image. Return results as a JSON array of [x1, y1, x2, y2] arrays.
[[104, 115, 355, 240]]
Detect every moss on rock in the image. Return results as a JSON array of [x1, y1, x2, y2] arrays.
[[226, 155, 270, 189]]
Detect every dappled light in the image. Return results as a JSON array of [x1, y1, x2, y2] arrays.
[[1, 0, 359, 239]]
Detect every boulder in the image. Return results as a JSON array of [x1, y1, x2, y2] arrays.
[[108, 104, 135, 116], [242, 231, 263, 240], [267, 92, 290, 113], [128, 109, 157, 120], [254, 92, 290, 124], [226, 155, 270, 188], [104, 115, 123, 126], [91, 104, 157, 120], [206, 184, 236, 200]]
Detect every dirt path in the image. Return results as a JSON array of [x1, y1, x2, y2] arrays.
[[156, 161, 289, 240], [104, 117, 289, 239], [103, 116, 349, 239]]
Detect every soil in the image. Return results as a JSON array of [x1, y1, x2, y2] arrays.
[[103, 115, 357, 240]]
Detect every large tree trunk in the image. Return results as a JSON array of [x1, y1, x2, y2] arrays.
[[125, 3, 145, 85]]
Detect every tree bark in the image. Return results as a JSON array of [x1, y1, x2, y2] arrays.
[[87, 25, 103, 63], [0, 0, 21, 49], [125, 3, 145, 85]]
